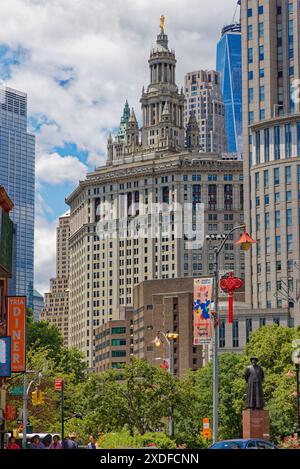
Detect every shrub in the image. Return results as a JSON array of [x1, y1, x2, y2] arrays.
[[97, 431, 143, 449], [141, 432, 176, 449]]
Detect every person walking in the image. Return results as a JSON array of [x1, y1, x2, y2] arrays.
[[50, 435, 62, 449], [6, 436, 20, 449], [88, 435, 98, 449], [30, 435, 45, 449], [62, 432, 78, 449]]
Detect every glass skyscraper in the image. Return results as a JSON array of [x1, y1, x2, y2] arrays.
[[0, 86, 35, 307], [216, 23, 242, 156]]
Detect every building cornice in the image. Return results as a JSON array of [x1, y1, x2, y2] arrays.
[[66, 153, 243, 205]]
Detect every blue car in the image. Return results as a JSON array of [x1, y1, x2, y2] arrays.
[[209, 439, 278, 449]]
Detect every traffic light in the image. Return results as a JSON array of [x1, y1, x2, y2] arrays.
[[37, 391, 44, 405], [31, 391, 38, 406]]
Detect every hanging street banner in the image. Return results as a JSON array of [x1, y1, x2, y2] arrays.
[[0, 337, 11, 377], [193, 278, 213, 345], [7, 296, 26, 372]]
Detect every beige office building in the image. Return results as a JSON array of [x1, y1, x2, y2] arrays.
[[241, 0, 300, 326], [66, 22, 245, 366], [184, 70, 227, 154], [40, 212, 70, 344]]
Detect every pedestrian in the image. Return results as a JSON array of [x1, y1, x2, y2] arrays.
[[50, 434, 62, 449], [43, 434, 53, 449], [62, 432, 78, 449], [88, 435, 98, 449], [30, 435, 45, 449], [6, 436, 20, 450]]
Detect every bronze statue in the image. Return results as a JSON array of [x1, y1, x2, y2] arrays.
[[160, 15, 165, 34], [244, 357, 265, 410]]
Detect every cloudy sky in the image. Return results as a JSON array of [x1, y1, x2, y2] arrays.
[[0, 0, 238, 294]]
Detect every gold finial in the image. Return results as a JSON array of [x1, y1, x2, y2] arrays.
[[160, 15, 165, 34]]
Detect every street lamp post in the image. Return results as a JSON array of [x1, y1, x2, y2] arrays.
[[207, 224, 256, 443], [292, 349, 300, 437], [154, 330, 179, 438]]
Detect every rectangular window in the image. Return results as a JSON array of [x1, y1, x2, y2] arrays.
[[260, 109, 265, 120], [263, 169, 269, 188], [274, 126, 280, 160], [259, 44, 264, 61], [259, 86, 265, 101], [246, 318, 252, 343], [248, 71, 253, 80], [259, 68, 265, 78], [265, 212, 270, 229], [248, 48, 253, 64], [274, 167, 280, 185], [259, 318, 266, 327], [232, 321, 239, 348], [249, 111, 254, 125], [286, 191, 292, 202], [248, 8, 253, 17], [288, 234, 293, 252], [288, 3, 293, 13], [275, 192, 280, 203], [264, 128, 270, 161], [275, 210, 280, 228], [249, 88, 254, 104], [264, 194, 269, 205], [285, 166, 292, 184], [287, 208, 293, 226], [219, 320, 225, 348], [259, 22, 264, 37], [258, 5, 264, 14], [111, 339, 126, 346], [285, 124, 292, 158], [255, 131, 260, 163], [276, 235, 281, 253], [111, 327, 126, 334], [248, 24, 253, 40]]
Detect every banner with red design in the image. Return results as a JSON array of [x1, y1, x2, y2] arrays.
[[193, 278, 213, 345]]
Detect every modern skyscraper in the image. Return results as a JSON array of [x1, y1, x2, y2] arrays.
[[40, 212, 70, 344], [241, 0, 300, 325], [184, 70, 227, 153], [33, 289, 44, 321], [216, 23, 243, 156], [0, 86, 35, 306], [67, 20, 244, 366]]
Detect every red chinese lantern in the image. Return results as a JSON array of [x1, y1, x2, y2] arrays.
[[220, 272, 244, 324]]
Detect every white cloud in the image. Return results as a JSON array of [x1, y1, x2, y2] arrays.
[[36, 152, 88, 184]]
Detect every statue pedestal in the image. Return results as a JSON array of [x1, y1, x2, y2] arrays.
[[242, 409, 270, 440]]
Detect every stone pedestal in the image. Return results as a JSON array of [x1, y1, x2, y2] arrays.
[[243, 409, 270, 440]]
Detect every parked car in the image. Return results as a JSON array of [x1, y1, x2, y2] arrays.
[[209, 439, 278, 449]]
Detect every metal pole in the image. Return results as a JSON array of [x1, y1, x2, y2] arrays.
[[22, 373, 27, 449], [213, 249, 219, 444], [61, 381, 64, 441], [168, 338, 174, 438], [296, 364, 300, 437]]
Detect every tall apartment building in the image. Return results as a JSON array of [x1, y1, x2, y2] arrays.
[[66, 21, 244, 366], [184, 70, 227, 153], [40, 212, 70, 344], [216, 23, 243, 156], [0, 86, 35, 306], [241, 0, 300, 326]]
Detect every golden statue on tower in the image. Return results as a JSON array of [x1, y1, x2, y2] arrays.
[[160, 15, 165, 34]]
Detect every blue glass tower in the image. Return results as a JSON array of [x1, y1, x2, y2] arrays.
[[216, 23, 242, 156], [0, 86, 35, 307]]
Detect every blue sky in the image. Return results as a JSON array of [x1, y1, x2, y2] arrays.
[[0, 0, 238, 293]]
